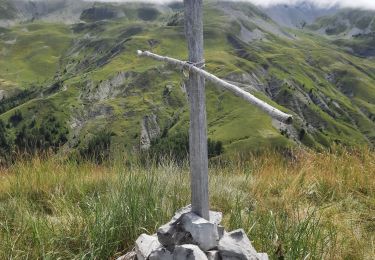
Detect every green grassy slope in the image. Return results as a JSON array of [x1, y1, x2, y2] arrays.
[[1, 148, 374, 259], [0, 23, 72, 86], [0, 1, 374, 157], [308, 9, 375, 57]]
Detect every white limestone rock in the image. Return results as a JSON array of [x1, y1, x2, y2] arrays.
[[209, 211, 223, 225], [135, 234, 161, 260], [206, 250, 221, 260], [257, 253, 269, 260], [140, 114, 161, 150], [180, 212, 223, 251], [116, 251, 136, 260], [149, 247, 173, 260], [173, 244, 209, 260], [218, 229, 260, 260], [171, 205, 222, 223], [157, 223, 189, 250], [157, 205, 223, 250], [157, 206, 193, 248]]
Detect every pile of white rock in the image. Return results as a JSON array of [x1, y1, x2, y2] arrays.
[[117, 206, 268, 260]]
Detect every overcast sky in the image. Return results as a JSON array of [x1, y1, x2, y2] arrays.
[[88, 0, 375, 10]]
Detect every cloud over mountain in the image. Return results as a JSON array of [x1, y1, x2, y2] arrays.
[[85, 0, 375, 10]]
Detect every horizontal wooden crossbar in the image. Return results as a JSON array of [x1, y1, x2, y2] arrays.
[[137, 50, 293, 124]]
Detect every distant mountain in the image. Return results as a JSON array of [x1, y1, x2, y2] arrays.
[[308, 9, 375, 57], [0, 0, 16, 20], [0, 0, 374, 159], [262, 1, 339, 29], [0, 0, 89, 25], [309, 9, 375, 35]]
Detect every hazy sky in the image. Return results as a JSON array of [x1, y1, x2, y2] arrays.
[[88, 0, 375, 10]]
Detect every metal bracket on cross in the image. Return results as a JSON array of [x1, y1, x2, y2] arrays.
[[137, 50, 293, 124]]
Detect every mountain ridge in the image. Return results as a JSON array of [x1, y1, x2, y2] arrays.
[[0, 0, 374, 159]]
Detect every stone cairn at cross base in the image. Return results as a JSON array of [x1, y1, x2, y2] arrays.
[[117, 205, 268, 260]]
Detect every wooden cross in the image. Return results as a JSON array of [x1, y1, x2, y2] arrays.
[[137, 0, 292, 220]]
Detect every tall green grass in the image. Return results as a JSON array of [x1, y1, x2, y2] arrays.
[[0, 147, 374, 259]]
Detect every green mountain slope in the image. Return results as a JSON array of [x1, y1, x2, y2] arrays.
[[0, 1, 374, 158], [0, 23, 72, 85], [308, 9, 375, 57]]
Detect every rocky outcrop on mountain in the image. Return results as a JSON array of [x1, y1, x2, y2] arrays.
[[82, 71, 136, 102], [140, 114, 161, 150]]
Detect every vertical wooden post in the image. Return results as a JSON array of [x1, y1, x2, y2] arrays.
[[184, 0, 209, 220]]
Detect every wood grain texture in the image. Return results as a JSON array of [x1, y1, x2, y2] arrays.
[[184, 0, 210, 220]]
